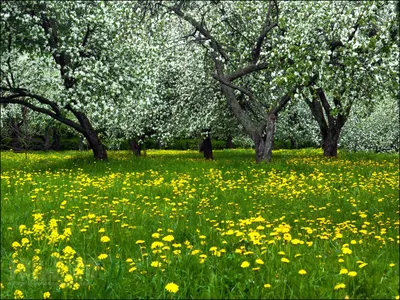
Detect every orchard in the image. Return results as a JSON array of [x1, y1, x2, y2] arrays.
[[0, 1, 399, 299]]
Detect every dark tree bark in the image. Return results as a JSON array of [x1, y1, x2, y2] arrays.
[[226, 134, 233, 149], [43, 126, 52, 150], [305, 87, 349, 158], [200, 136, 213, 160], [51, 129, 60, 151], [9, 118, 23, 151], [129, 139, 142, 157], [72, 111, 107, 160]]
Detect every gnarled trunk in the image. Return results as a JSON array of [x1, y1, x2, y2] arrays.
[[73, 111, 107, 160], [254, 112, 276, 163]]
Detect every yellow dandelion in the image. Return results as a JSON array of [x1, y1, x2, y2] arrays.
[[14, 289, 24, 299], [165, 282, 179, 293], [151, 261, 162, 268], [162, 235, 174, 242], [389, 263, 395, 267], [264, 283, 271, 288], [348, 271, 357, 277], [359, 263, 368, 268], [152, 233, 160, 238], [98, 254, 108, 260], [43, 291, 51, 299], [241, 261, 250, 268], [298, 269, 307, 275], [281, 257, 290, 263], [339, 268, 348, 275], [342, 247, 352, 255], [334, 283, 346, 290], [255, 259, 264, 265], [128, 267, 137, 272], [100, 236, 110, 243]]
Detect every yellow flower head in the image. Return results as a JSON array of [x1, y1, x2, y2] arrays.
[[348, 271, 357, 277], [339, 268, 348, 275], [255, 259, 264, 265], [298, 269, 307, 275], [100, 236, 110, 243], [334, 283, 346, 290], [162, 235, 174, 242], [43, 291, 51, 299], [98, 254, 108, 260], [281, 257, 290, 263], [14, 289, 24, 299], [165, 282, 179, 293], [264, 283, 271, 289]]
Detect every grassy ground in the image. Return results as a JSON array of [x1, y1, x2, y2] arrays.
[[1, 149, 399, 299]]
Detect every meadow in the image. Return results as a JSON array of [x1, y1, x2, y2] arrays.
[[0, 149, 399, 299]]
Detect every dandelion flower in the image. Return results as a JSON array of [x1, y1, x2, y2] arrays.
[[389, 263, 395, 267], [162, 235, 174, 242], [341, 247, 352, 255], [359, 263, 368, 268], [100, 236, 110, 243], [298, 269, 307, 275], [255, 259, 264, 265], [14, 289, 24, 299], [151, 261, 162, 268], [165, 282, 179, 293], [348, 271, 357, 277], [136, 240, 145, 244], [281, 257, 290, 263], [334, 283, 346, 290], [241, 261, 250, 268], [339, 268, 348, 275], [43, 292, 51, 299], [264, 283, 271, 288], [98, 254, 108, 260]]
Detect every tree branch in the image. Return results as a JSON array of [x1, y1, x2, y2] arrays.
[[252, 0, 278, 64], [226, 62, 269, 81], [0, 96, 84, 134], [165, 3, 229, 62]]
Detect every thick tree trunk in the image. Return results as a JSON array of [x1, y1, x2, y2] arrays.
[[43, 127, 51, 150], [226, 134, 233, 149], [200, 136, 213, 160], [322, 128, 340, 157], [129, 139, 141, 157], [73, 111, 107, 160], [51, 129, 60, 150], [254, 112, 276, 163]]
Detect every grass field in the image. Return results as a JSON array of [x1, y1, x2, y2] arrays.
[[1, 149, 399, 299]]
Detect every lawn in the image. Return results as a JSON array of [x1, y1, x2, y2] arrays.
[[1, 149, 399, 299]]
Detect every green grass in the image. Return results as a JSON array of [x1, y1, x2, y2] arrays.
[[1, 149, 399, 299]]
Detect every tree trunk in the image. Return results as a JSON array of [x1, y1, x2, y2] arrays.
[[73, 111, 107, 160], [129, 139, 141, 157], [322, 128, 340, 157], [51, 129, 60, 150], [254, 112, 276, 163], [44, 126, 52, 150], [78, 135, 84, 151], [200, 136, 213, 160], [226, 134, 233, 149]]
